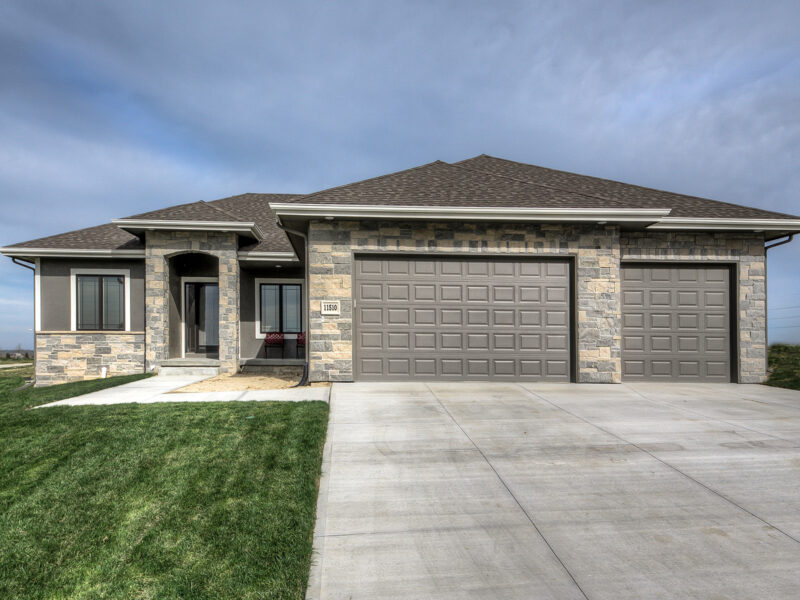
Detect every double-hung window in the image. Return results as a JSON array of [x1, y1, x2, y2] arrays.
[[76, 274, 125, 331], [259, 283, 302, 333]]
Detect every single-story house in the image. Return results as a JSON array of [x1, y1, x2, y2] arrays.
[[3, 155, 799, 386]]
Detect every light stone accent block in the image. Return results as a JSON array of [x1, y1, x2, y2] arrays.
[[35, 332, 145, 386]]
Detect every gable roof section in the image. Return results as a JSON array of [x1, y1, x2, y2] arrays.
[[278, 160, 640, 209], [2, 196, 299, 257], [2, 223, 143, 253], [122, 200, 247, 222]]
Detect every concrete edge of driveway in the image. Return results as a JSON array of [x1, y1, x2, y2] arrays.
[[305, 383, 338, 600]]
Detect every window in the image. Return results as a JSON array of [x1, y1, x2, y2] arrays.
[[76, 275, 125, 330], [259, 283, 302, 333]]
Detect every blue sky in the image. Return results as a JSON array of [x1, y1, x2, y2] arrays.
[[1, 0, 799, 348]]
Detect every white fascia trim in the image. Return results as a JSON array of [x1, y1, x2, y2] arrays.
[[647, 218, 800, 231], [70, 268, 131, 332], [0, 247, 145, 258], [111, 219, 264, 240], [254, 278, 304, 340], [268, 203, 672, 221], [237, 251, 298, 262]]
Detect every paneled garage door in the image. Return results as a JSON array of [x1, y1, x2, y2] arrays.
[[621, 265, 731, 381], [354, 256, 571, 381]]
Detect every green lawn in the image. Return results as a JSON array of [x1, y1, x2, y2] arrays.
[[766, 343, 800, 391], [0, 368, 329, 599]]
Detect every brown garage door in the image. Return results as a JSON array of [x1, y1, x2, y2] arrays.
[[354, 256, 571, 381], [621, 265, 731, 381]]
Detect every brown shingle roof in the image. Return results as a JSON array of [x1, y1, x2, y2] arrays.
[[4, 155, 796, 253], [456, 155, 798, 220], [122, 200, 249, 222], [207, 193, 299, 253], [5, 223, 143, 250], [283, 161, 631, 209]]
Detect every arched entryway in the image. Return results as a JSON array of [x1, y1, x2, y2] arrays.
[[167, 252, 220, 359]]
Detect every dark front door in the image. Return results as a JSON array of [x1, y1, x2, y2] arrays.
[[185, 282, 219, 357]]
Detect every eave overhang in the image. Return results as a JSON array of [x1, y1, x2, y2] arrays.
[[646, 218, 800, 231], [0, 247, 146, 259], [269, 203, 800, 235], [111, 218, 265, 241], [0, 246, 299, 262], [237, 251, 298, 262], [269, 203, 672, 223]]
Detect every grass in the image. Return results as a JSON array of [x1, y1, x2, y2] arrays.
[[766, 344, 800, 391], [0, 368, 329, 599]]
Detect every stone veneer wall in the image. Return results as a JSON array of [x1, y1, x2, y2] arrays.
[[145, 231, 240, 374], [621, 231, 767, 383], [35, 332, 145, 386], [308, 220, 622, 383]]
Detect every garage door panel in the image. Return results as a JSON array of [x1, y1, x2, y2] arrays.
[[413, 260, 436, 276], [414, 285, 436, 301], [622, 265, 730, 381], [355, 256, 571, 381]]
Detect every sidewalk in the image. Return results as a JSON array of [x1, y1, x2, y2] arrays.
[[37, 375, 330, 407]]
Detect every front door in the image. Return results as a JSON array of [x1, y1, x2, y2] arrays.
[[185, 282, 219, 357]]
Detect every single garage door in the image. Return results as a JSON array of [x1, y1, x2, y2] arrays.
[[354, 256, 572, 381], [621, 265, 731, 381]]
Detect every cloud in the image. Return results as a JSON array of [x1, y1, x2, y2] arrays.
[[1, 0, 799, 345]]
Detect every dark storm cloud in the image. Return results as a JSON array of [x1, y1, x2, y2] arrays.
[[1, 0, 799, 345]]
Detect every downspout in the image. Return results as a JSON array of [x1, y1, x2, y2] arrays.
[[10, 257, 36, 386], [763, 233, 795, 365], [275, 221, 310, 387]]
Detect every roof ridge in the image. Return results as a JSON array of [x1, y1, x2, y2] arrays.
[[285, 160, 449, 203], [200, 200, 249, 222], [120, 199, 214, 220], [450, 160, 633, 208], [467, 155, 796, 218]]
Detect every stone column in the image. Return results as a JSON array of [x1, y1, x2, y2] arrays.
[[144, 230, 240, 373], [218, 245, 241, 374], [575, 226, 623, 383], [145, 234, 170, 371]]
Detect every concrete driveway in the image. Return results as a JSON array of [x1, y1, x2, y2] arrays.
[[308, 381, 800, 599]]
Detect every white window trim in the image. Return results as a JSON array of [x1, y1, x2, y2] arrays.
[[180, 276, 219, 359], [70, 268, 131, 332], [254, 278, 303, 340]]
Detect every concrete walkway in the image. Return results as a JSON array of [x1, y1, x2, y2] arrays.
[[37, 375, 330, 407], [309, 381, 800, 599], [0, 362, 32, 369]]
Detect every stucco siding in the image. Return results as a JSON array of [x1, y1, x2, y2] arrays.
[[39, 258, 145, 331], [239, 265, 304, 360]]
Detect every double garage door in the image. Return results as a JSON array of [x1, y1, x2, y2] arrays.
[[354, 256, 572, 381], [353, 256, 733, 382]]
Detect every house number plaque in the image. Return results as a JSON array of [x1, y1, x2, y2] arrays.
[[321, 300, 341, 316]]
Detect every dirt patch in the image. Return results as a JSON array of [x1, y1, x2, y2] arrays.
[[172, 372, 330, 393]]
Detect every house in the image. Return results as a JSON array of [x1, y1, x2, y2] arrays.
[[3, 155, 799, 386]]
